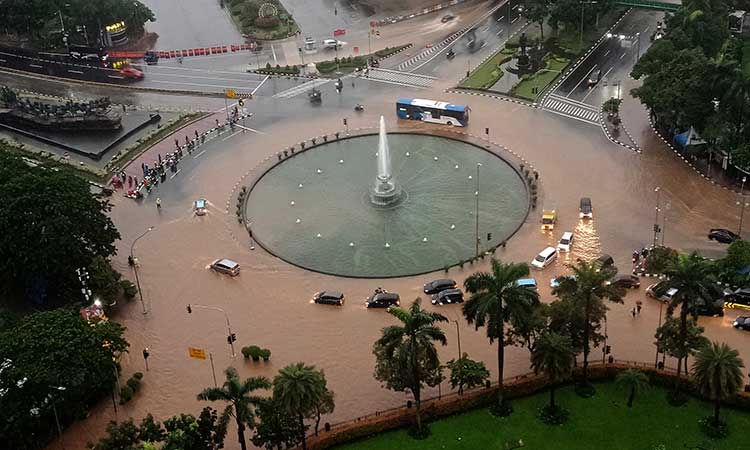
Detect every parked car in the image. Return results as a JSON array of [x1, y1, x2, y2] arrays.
[[724, 288, 750, 309], [593, 254, 616, 273], [431, 288, 464, 305], [366, 290, 400, 308], [708, 228, 739, 244], [423, 279, 457, 295], [194, 198, 207, 216], [515, 278, 538, 291], [144, 51, 159, 65], [210, 259, 240, 276], [557, 231, 574, 252], [531, 246, 557, 270], [579, 197, 593, 219], [733, 316, 750, 331], [312, 291, 345, 306], [120, 66, 144, 80], [608, 274, 640, 289]]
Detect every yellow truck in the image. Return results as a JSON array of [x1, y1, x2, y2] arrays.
[[541, 207, 557, 231]]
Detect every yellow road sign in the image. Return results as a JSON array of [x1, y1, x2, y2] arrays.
[[224, 88, 236, 99], [188, 347, 207, 360]]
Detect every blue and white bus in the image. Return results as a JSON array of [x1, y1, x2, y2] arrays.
[[396, 98, 470, 127]]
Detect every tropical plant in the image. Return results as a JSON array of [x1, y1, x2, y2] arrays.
[[530, 331, 574, 422], [251, 397, 303, 450], [615, 369, 650, 408], [692, 341, 745, 433], [197, 367, 271, 450], [551, 259, 624, 394], [463, 258, 540, 414], [273, 362, 330, 450], [446, 354, 490, 395], [373, 298, 447, 437]]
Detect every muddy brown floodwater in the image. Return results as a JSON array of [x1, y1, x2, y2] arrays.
[[52, 86, 750, 450]]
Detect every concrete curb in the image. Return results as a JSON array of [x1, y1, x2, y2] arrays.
[[598, 108, 640, 153]]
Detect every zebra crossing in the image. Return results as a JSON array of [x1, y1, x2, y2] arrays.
[[395, 28, 469, 72], [272, 78, 330, 99], [364, 68, 436, 88], [542, 94, 601, 125]]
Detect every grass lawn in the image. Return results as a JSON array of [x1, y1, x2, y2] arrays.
[[512, 57, 570, 101], [460, 49, 515, 89], [334, 382, 750, 450]]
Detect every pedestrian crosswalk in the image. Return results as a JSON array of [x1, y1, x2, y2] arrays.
[[272, 78, 330, 99], [364, 68, 436, 88], [395, 28, 468, 72], [543, 94, 601, 125]]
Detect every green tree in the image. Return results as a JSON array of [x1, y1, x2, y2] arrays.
[[655, 316, 709, 373], [644, 246, 679, 275], [163, 407, 229, 450], [719, 239, 750, 284], [273, 362, 330, 450], [615, 369, 650, 408], [373, 298, 447, 436], [251, 398, 304, 450], [446, 353, 490, 395], [0, 150, 120, 306], [663, 252, 721, 390], [530, 331, 574, 411], [463, 258, 540, 414], [197, 368, 271, 450], [692, 341, 745, 425], [0, 309, 128, 450], [552, 260, 624, 392], [312, 388, 334, 436], [525, 0, 551, 42], [88, 415, 164, 450]]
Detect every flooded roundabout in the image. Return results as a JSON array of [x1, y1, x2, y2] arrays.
[[244, 117, 530, 277]]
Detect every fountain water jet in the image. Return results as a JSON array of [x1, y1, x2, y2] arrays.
[[369, 116, 403, 206]]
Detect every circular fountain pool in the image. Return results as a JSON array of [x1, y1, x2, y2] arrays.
[[244, 132, 529, 278]]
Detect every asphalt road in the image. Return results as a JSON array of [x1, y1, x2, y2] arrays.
[[555, 9, 665, 106], [141, 0, 243, 50]]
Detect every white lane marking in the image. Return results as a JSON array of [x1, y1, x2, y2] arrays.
[[496, 29, 504, 36], [170, 169, 181, 179], [236, 124, 265, 134], [271, 45, 277, 63], [581, 84, 598, 102], [643, 26, 650, 33], [251, 75, 269, 95], [222, 130, 243, 141], [146, 64, 263, 76], [619, 53, 626, 59], [604, 50, 610, 57], [194, 150, 207, 159], [29, 64, 42, 68], [68, 69, 83, 74], [603, 66, 614, 79], [511, 16, 519, 24], [497, 15, 505, 21], [566, 65, 597, 97]]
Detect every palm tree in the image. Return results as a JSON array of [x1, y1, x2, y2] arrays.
[[664, 252, 719, 388], [530, 331, 574, 410], [692, 341, 745, 424], [552, 260, 623, 391], [373, 298, 447, 435], [197, 367, 271, 450], [273, 362, 328, 450], [615, 369, 650, 408], [463, 258, 540, 414]]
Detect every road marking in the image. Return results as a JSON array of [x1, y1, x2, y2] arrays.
[[194, 150, 207, 159], [619, 52, 626, 59], [149, 80, 258, 89], [146, 64, 264, 77], [271, 45, 277, 64], [581, 84, 598, 102], [496, 29, 504, 36], [566, 65, 597, 97], [643, 26, 650, 33], [251, 75, 269, 95], [512, 16, 519, 24], [146, 72, 262, 84], [480, 26, 489, 32], [604, 50, 610, 57], [170, 169, 181, 179], [236, 124, 265, 134], [497, 15, 505, 21], [603, 66, 614, 79], [68, 69, 83, 74], [29, 64, 42, 68], [222, 130, 243, 141]]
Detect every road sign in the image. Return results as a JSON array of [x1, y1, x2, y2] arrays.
[[188, 347, 207, 360], [224, 88, 236, 99]]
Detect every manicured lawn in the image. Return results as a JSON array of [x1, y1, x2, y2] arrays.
[[460, 49, 515, 89], [512, 57, 569, 101], [335, 383, 750, 450]]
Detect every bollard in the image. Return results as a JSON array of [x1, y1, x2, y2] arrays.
[[283, 150, 289, 157], [311, 137, 317, 145], [323, 135, 328, 142], [300, 142, 306, 150]]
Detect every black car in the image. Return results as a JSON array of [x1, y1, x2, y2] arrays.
[[423, 279, 457, 295], [441, 14, 455, 23], [593, 254, 616, 274], [733, 316, 750, 331], [579, 197, 593, 219], [693, 298, 725, 317], [724, 288, 750, 309], [431, 288, 464, 305], [312, 291, 344, 306], [608, 274, 640, 289], [587, 67, 602, 87], [366, 291, 400, 308], [708, 228, 739, 244]]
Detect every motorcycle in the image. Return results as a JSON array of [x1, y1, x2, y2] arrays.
[[354, 104, 364, 112], [446, 49, 455, 60]]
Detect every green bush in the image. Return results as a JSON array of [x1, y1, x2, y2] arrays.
[[242, 345, 262, 360], [120, 280, 137, 299], [255, 16, 280, 28], [119, 385, 134, 404], [126, 377, 140, 391], [133, 372, 144, 380], [259, 348, 271, 361]]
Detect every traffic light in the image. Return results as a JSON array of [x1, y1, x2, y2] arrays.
[[605, 345, 611, 354], [487, 232, 492, 241], [485, 127, 489, 135], [343, 118, 348, 126], [186, 304, 192, 314], [238, 99, 244, 107], [227, 333, 237, 344]]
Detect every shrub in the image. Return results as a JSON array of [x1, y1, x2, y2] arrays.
[[242, 345, 262, 360], [119, 385, 134, 404], [120, 280, 137, 299], [126, 377, 140, 391], [537, 405, 569, 425], [133, 372, 144, 380], [259, 348, 271, 361], [255, 16, 280, 29]]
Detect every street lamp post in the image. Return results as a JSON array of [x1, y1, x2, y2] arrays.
[[654, 299, 664, 368], [739, 177, 748, 238], [130, 226, 154, 314], [579, 1, 598, 50], [187, 304, 237, 358], [635, 32, 641, 62], [454, 320, 462, 360], [652, 187, 661, 247], [475, 163, 482, 257]]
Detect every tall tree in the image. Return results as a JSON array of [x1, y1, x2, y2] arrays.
[[552, 260, 624, 393], [251, 398, 304, 450], [273, 362, 330, 450], [530, 331, 574, 411], [162, 407, 229, 450], [692, 341, 745, 425], [197, 368, 270, 450], [373, 298, 447, 436], [663, 252, 721, 391], [615, 369, 650, 408], [525, 0, 551, 42], [463, 258, 540, 414], [655, 316, 709, 379]]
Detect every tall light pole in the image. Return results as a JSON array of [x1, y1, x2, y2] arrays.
[[187, 304, 237, 358], [130, 226, 154, 314], [655, 299, 664, 368], [635, 32, 641, 62], [475, 163, 482, 257], [580, 1, 598, 50], [454, 320, 462, 360], [652, 187, 661, 247], [739, 177, 748, 238]]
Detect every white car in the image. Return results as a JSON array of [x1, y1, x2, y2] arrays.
[[557, 231, 573, 252], [531, 246, 557, 270], [323, 39, 341, 49]]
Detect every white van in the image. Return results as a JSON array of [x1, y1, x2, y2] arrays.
[[531, 246, 557, 270], [323, 39, 340, 49], [557, 231, 573, 252]]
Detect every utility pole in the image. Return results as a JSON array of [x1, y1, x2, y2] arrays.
[[454, 320, 462, 360], [130, 226, 154, 314], [652, 187, 660, 247]]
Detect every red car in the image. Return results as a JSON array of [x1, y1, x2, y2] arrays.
[[120, 66, 144, 80]]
